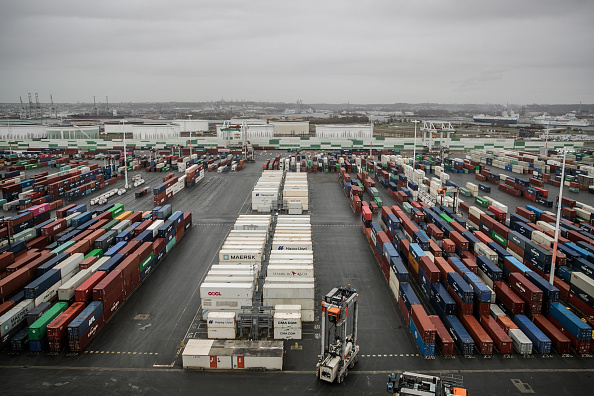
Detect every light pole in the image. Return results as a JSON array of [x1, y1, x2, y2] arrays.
[[412, 119, 419, 168], [122, 119, 129, 189], [549, 149, 567, 285]]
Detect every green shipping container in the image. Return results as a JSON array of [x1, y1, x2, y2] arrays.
[[475, 197, 489, 208], [140, 252, 154, 271], [109, 204, 124, 218], [491, 232, 507, 247], [0, 199, 6, 206], [102, 219, 120, 231], [29, 302, 68, 341], [403, 202, 412, 214], [439, 213, 453, 223], [374, 196, 383, 208], [166, 237, 176, 253], [85, 249, 103, 259], [51, 241, 76, 254], [369, 187, 379, 199], [459, 187, 471, 197], [162, 166, 170, 172]]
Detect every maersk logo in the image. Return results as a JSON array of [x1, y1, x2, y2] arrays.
[[228, 255, 256, 260], [222, 254, 230, 260]]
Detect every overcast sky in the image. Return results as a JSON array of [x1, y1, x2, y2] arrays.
[[1, 0, 593, 105]]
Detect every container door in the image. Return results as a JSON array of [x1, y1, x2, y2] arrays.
[[237, 356, 244, 369], [210, 356, 217, 368]]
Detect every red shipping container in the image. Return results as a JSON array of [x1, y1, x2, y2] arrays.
[[442, 239, 455, 253], [176, 223, 185, 242], [480, 315, 513, 354], [447, 284, 473, 315], [93, 269, 123, 301], [449, 221, 466, 234], [427, 224, 444, 240], [492, 221, 510, 239], [127, 211, 143, 224], [82, 229, 107, 246], [75, 270, 107, 302], [459, 201, 470, 213], [65, 239, 92, 256], [507, 240, 525, 258], [461, 255, 479, 274], [103, 288, 124, 321], [6, 250, 42, 274], [487, 205, 506, 222], [428, 315, 454, 356], [153, 238, 166, 254], [79, 256, 98, 270], [89, 219, 110, 230], [496, 315, 518, 333], [418, 256, 440, 283], [0, 268, 33, 300], [474, 300, 490, 316], [56, 204, 76, 218], [410, 304, 437, 344], [509, 273, 543, 304], [429, 239, 442, 257], [398, 293, 410, 324], [568, 292, 594, 317], [116, 240, 141, 257], [115, 255, 141, 287], [134, 220, 153, 236], [0, 252, 15, 272], [73, 230, 94, 242], [47, 302, 86, 342], [449, 231, 468, 251], [460, 314, 493, 355], [41, 219, 67, 237], [553, 277, 570, 301], [0, 299, 17, 316], [26, 236, 50, 251], [531, 314, 571, 354], [434, 257, 455, 281], [494, 282, 525, 314]]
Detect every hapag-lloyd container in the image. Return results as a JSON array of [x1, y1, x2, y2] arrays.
[[200, 283, 254, 299], [207, 311, 236, 328]]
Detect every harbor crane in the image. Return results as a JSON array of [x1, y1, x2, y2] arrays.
[[316, 286, 359, 384]]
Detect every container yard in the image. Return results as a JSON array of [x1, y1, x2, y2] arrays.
[[2, 147, 594, 395]]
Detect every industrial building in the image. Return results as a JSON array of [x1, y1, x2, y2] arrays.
[[316, 124, 373, 139], [104, 122, 181, 139]]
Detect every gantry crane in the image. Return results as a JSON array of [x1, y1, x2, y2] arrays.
[[316, 286, 359, 384]]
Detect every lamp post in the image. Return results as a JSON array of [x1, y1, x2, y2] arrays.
[[549, 149, 567, 285], [122, 119, 128, 189], [412, 119, 420, 168]]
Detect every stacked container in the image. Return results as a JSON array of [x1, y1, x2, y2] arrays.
[[252, 170, 282, 212], [282, 173, 308, 214], [273, 306, 302, 340], [264, 215, 314, 322], [206, 311, 237, 339]]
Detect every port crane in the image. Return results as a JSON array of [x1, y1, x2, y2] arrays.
[[387, 372, 467, 396], [316, 286, 359, 384]]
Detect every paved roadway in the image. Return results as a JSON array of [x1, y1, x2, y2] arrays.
[[1, 153, 594, 395]]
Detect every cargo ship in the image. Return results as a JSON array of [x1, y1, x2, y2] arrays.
[[473, 111, 519, 124], [532, 112, 590, 128]]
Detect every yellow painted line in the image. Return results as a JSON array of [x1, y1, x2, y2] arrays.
[[383, 355, 387, 357], [84, 351, 89, 354]]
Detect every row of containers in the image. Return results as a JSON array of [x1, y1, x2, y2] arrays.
[[152, 163, 205, 206], [337, 169, 594, 358], [198, 213, 313, 341], [251, 170, 309, 214], [0, 203, 192, 352]]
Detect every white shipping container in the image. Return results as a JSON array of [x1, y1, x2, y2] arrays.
[[271, 241, 312, 251], [200, 283, 254, 299], [219, 249, 263, 263], [265, 277, 315, 284], [147, 219, 164, 237], [263, 298, 315, 310], [205, 276, 256, 285], [58, 260, 104, 301], [388, 268, 400, 301], [474, 242, 498, 263], [182, 339, 284, 370], [112, 219, 131, 234], [570, 272, 594, 298], [207, 312, 236, 328], [53, 253, 84, 278], [477, 268, 494, 289], [490, 304, 506, 317], [508, 328, 533, 355], [263, 284, 314, 299], [0, 299, 35, 337], [274, 327, 302, 340], [268, 252, 314, 261], [208, 327, 237, 339], [536, 221, 556, 233], [531, 231, 554, 247], [273, 312, 301, 328], [274, 305, 302, 313]]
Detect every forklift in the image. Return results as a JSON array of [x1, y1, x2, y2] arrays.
[[316, 286, 359, 384]]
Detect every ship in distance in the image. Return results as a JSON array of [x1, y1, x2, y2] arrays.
[[532, 111, 591, 128], [473, 110, 519, 124]]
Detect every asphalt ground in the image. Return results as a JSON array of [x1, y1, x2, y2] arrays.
[[1, 154, 594, 395]]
